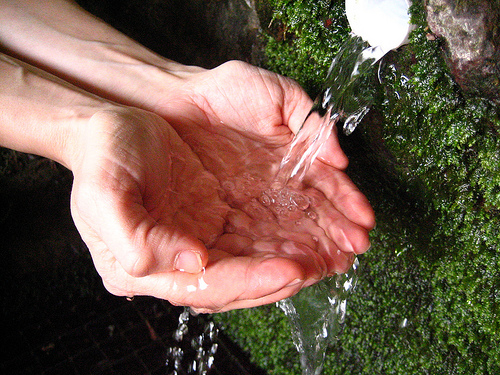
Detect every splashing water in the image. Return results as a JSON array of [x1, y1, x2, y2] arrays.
[[274, 35, 383, 375], [275, 34, 382, 188]]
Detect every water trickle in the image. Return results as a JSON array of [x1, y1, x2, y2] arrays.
[[274, 34, 381, 188], [166, 307, 219, 375]]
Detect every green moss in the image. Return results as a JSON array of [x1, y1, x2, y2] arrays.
[[216, 305, 301, 375], [261, 0, 350, 95], [217, 0, 500, 374]]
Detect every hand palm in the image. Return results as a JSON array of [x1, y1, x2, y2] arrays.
[[72, 62, 374, 313], [71, 108, 318, 312], [160, 62, 373, 306]]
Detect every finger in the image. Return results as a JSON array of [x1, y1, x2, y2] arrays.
[[118, 216, 209, 275], [316, 128, 349, 170], [240, 239, 327, 280], [200, 279, 306, 313], [305, 164, 376, 231], [279, 216, 355, 274], [323, 249, 356, 275], [214, 250, 352, 312], [191, 253, 355, 313], [279, 76, 314, 135], [312, 197, 372, 255], [281, 86, 349, 171], [277, 217, 326, 250], [132, 252, 308, 312], [75, 180, 209, 276], [223, 210, 328, 279]]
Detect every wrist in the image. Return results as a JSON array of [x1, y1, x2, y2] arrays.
[[0, 53, 118, 170], [67, 41, 206, 116]]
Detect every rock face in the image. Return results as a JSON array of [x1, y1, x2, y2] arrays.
[[426, 0, 500, 103], [76, 0, 263, 68]]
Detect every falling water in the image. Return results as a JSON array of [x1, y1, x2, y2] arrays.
[[278, 259, 359, 375], [166, 307, 219, 375], [275, 34, 383, 375], [274, 34, 383, 188]]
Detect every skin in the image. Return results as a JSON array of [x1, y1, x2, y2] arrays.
[[0, 0, 375, 313]]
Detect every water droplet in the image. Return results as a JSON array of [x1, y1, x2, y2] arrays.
[[210, 343, 218, 354], [259, 192, 272, 206], [309, 196, 320, 207], [307, 210, 318, 220], [174, 323, 188, 341], [291, 192, 310, 210], [199, 275, 208, 291]]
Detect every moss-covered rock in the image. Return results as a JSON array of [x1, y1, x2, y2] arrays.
[[216, 1, 500, 374]]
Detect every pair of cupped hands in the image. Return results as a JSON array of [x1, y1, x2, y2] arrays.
[[69, 60, 375, 313]]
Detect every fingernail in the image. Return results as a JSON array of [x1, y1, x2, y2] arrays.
[[175, 251, 202, 273]]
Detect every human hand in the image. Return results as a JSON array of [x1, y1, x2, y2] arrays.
[[100, 61, 375, 312], [0, 1, 375, 312], [70, 107, 346, 313]]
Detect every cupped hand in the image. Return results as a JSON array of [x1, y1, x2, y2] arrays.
[[0, 1, 373, 313], [68, 107, 334, 313], [70, 62, 375, 313], [157, 61, 374, 228], [156, 61, 376, 277]]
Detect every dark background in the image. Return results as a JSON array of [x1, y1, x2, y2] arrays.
[[0, 1, 268, 374]]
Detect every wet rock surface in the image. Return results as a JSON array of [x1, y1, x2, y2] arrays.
[[426, 0, 500, 103]]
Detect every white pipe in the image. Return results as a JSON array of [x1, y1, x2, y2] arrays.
[[345, 0, 414, 54]]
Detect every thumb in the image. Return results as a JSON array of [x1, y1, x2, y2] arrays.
[[72, 183, 208, 277], [105, 210, 209, 276]]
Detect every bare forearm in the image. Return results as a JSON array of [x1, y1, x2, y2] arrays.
[[0, 0, 195, 111], [0, 52, 112, 167]]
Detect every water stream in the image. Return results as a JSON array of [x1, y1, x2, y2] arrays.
[[275, 34, 383, 375], [275, 34, 383, 187], [278, 259, 359, 375], [166, 307, 219, 375]]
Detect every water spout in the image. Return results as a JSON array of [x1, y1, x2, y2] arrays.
[[345, 0, 414, 56]]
